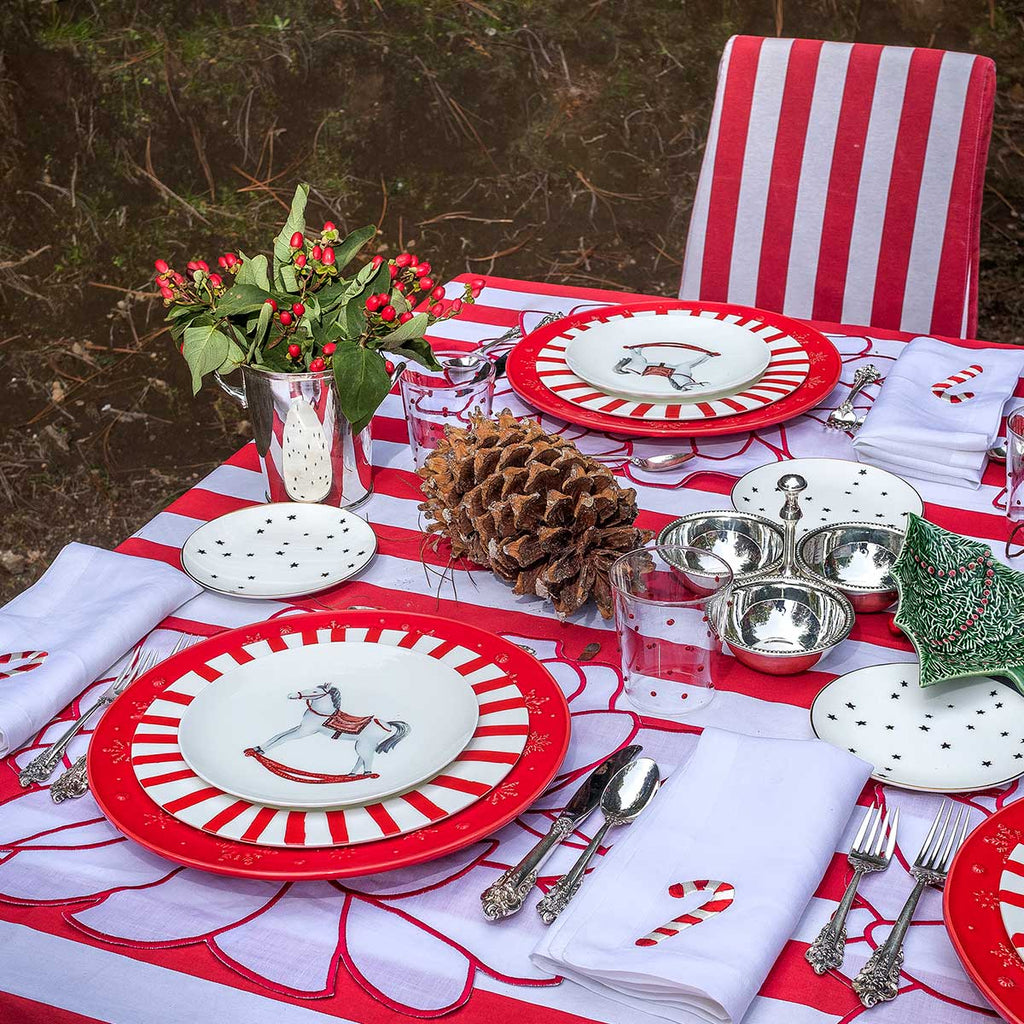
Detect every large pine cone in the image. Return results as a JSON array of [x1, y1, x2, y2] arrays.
[[417, 410, 653, 618]]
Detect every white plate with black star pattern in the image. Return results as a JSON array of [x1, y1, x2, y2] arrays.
[[180, 503, 377, 599], [731, 458, 923, 537], [810, 662, 1024, 793]]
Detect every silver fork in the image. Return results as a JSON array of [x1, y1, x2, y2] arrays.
[[825, 364, 881, 432], [806, 804, 899, 974], [852, 801, 971, 1007], [18, 649, 157, 788], [49, 635, 193, 803]]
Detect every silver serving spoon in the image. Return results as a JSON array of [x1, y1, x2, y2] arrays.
[[536, 757, 660, 924], [629, 451, 696, 472]]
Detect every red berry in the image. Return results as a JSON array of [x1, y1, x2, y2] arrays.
[[366, 294, 383, 312], [312, 245, 323, 260], [322, 221, 336, 233], [217, 255, 228, 269], [159, 285, 174, 300], [289, 231, 304, 248], [294, 253, 307, 268], [154, 259, 169, 274], [419, 277, 434, 292], [395, 253, 412, 268], [195, 260, 209, 273], [291, 302, 305, 316], [371, 255, 384, 269], [279, 311, 293, 326], [287, 343, 301, 359], [223, 253, 239, 268], [429, 302, 444, 317], [208, 273, 223, 288], [389, 264, 398, 278], [415, 261, 431, 277], [380, 305, 397, 322], [384, 359, 395, 375], [399, 311, 414, 324], [395, 281, 407, 293], [173, 272, 185, 285], [450, 298, 463, 314], [408, 254, 419, 266], [264, 298, 277, 311], [322, 247, 336, 266], [186, 261, 198, 272], [471, 277, 486, 289], [323, 342, 337, 356], [430, 285, 445, 300], [309, 357, 326, 372]]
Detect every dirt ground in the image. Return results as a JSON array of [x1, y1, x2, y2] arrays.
[[1, 0, 1022, 603]]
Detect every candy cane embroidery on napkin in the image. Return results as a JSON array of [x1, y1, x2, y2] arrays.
[[932, 365, 983, 404], [635, 879, 735, 946], [0, 651, 48, 682]]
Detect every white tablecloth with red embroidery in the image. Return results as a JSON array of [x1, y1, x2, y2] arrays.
[[1, 276, 1020, 1024]]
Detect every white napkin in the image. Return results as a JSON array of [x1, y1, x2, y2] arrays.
[[531, 728, 870, 1024], [0, 543, 201, 755], [852, 337, 1024, 489]]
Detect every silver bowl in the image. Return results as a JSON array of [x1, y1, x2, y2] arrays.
[[796, 522, 904, 613], [659, 512, 785, 581], [720, 575, 855, 675]]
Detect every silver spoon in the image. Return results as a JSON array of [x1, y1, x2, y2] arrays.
[[536, 757, 660, 924], [629, 451, 696, 472]]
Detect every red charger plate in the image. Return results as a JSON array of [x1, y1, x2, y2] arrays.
[[88, 611, 571, 880], [506, 300, 842, 438], [944, 797, 1024, 1023]]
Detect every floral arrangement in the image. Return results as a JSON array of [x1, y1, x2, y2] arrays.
[[154, 182, 484, 430]]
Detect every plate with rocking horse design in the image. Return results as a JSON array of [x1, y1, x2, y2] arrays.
[[172, 630, 482, 811]]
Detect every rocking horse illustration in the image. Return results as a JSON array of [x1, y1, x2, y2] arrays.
[[613, 341, 722, 392], [243, 683, 411, 784]]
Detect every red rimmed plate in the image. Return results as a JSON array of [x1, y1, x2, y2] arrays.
[[944, 797, 1024, 1023], [130, 622, 530, 847], [506, 300, 841, 438], [544, 307, 809, 420], [88, 611, 571, 880]]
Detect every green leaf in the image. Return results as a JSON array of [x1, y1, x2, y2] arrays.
[[217, 340, 246, 375], [272, 182, 309, 291], [214, 283, 274, 317], [182, 324, 232, 394], [330, 225, 375, 273], [378, 312, 429, 348], [166, 303, 205, 321], [390, 290, 411, 316], [333, 345, 391, 428], [391, 336, 441, 370], [235, 252, 270, 290], [342, 300, 366, 340], [168, 310, 213, 341]]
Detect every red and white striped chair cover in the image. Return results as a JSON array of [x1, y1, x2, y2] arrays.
[[679, 36, 995, 339]]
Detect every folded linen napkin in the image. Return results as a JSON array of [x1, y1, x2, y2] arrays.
[[852, 337, 1024, 489], [0, 543, 201, 756], [531, 728, 870, 1024]]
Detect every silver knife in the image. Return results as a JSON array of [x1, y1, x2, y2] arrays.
[[480, 743, 643, 920]]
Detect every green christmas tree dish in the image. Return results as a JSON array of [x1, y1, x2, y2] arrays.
[[891, 514, 1024, 692]]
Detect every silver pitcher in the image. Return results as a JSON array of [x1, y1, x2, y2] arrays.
[[216, 364, 401, 511]]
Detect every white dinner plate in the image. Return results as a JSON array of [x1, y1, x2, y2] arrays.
[[180, 503, 376, 599], [811, 663, 1024, 792], [564, 310, 771, 401], [731, 458, 923, 536], [177, 636, 480, 809]]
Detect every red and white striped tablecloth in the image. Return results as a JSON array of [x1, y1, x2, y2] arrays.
[[1, 275, 1019, 1024]]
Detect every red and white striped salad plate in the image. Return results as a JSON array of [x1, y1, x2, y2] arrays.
[[88, 611, 571, 880], [506, 300, 842, 438], [129, 623, 530, 848], [537, 306, 810, 421]]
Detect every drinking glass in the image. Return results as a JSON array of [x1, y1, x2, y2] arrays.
[[610, 544, 733, 717], [1007, 405, 1024, 556], [399, 350, 496, 468]]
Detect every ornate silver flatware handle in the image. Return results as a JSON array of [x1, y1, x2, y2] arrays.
[[852, 876, 930, 1006], [806, 867, 866, 974], [18, 694, 113, 787], [481, 817, 576, 919], [836, 365, 881, 414], [50, 755, 89, 803], [536, 820, 612, 925]]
